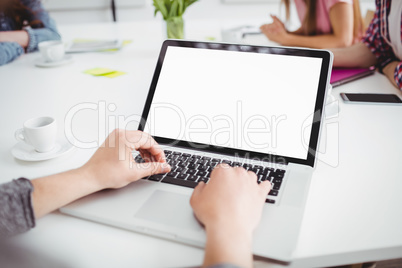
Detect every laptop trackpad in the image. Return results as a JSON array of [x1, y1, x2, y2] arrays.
[[135, 190, 203, 231]]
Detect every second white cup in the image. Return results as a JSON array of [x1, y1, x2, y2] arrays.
[[15, 116, 57, 153], [38, 40, 65, 62]]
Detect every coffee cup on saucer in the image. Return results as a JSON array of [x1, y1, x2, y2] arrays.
[[38, 40, 65, 63], [15, 116, 57, 153]]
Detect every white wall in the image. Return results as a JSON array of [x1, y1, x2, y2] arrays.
[[42, 0, 145, 10], [46, 0, 376, 27]]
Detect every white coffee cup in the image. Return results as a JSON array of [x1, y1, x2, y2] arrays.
[[38, 40, 65, 62], [15, 117, 57, 153]]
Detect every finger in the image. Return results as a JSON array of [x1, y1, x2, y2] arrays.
[[139, 150, 152, 162], [210, 163, 231, 179], [247, 170, 257, 180], [234, 165, 248, 175], [141, 148, 164, 163], [259, 180, 272, 198], [271, 15, 281, 23], [136, 161, 171, 178], [119, 130, 163, 161], [126, 131, 165, 159], [190, 181, 206, 208]]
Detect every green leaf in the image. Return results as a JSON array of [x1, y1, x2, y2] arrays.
[[154, 0, 198, 20], [178, 0, 184, 16], [164, 0, 172, 14], [153, 0, 168, 19], [169, 1, 178, 17]]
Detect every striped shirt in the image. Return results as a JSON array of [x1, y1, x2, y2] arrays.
[[362, 0, 402, 89]]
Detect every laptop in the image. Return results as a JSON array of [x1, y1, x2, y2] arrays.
[[330, 66, 375, 87], [60, 40, 332, 262]]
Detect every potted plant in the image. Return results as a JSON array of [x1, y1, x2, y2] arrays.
[[153, 0, 198, 39]]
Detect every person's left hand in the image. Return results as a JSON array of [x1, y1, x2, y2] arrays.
[[81, 129, 171, 189], [260, 15, 288, 44]]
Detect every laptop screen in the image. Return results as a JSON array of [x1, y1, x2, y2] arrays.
[[141, 41, 331, 167]]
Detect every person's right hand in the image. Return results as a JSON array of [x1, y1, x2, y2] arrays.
[[191, 164, 271, 234], [81, 129, 171, 190], [190, 164, 271, 268], [260, 15, 288, 44]]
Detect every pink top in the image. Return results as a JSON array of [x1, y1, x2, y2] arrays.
[[294, 0, 353, 34]]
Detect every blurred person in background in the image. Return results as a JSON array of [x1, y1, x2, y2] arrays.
[[331, 0, 402, 90], [260, 0, 364, 49], [0, 0, 60, 66]]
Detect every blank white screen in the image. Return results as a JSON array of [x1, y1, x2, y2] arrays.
[[144, 46, 322, 160]]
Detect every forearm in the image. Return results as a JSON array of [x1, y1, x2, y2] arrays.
[[289, 27, 303, 35], [204, 224, 253, 268], [31, 167, 102, 219], [0, 42, 24, 66], [282, 33, 352, 49], [0, 31, 29, 48], [382, 61, 400, 89], [331, 42, 377, 68]]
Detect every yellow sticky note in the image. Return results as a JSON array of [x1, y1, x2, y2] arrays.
[[103, 71, 126, 78], [122, 40, 132, 46], [84, 68, 115, 76]]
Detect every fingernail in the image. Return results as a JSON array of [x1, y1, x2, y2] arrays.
[[163, 164, 171, 173]]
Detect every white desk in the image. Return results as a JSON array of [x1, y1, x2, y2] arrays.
[[1, 21, 402, 268]]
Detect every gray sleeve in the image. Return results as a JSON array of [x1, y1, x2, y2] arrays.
[[0, 178, 36, 237]]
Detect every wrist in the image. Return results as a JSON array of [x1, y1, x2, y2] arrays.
[[76, 165, 105, 192], [382, 61, 398, 74], [204, 222, 254, 268], [378, 58, 397, 74], [381, 61, 399, 88], [282, 32, 293, 46], [206, 221, 253, 239]]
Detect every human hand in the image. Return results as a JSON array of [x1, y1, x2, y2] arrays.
[[381, 60, 399, 89], [190, 164, 271, 268], [260, 15, 288, 44], [81, 129, 171, 190], [190, 164, 271, 234]]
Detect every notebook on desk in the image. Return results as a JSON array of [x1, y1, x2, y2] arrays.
[[331, 67, 375, 87], [66, 39, 123, 53], [60, 40, 332, 262]]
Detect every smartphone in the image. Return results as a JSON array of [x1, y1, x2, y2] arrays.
[[340, 93, 402, 104]]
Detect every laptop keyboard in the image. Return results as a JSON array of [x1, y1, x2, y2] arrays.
[[135, 150, 286, 204]]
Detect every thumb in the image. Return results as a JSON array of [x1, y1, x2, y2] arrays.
[[259, 180, 272, 200], [190, 181, 206, 208], [272, 15, 283, 26], [136, 161, 171, 178]]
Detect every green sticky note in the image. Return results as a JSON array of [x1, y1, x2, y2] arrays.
[[84, 67, 115, 76], [103, 71, 126, 78]]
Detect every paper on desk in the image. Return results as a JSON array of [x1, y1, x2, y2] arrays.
[[67, 39, 132, 53], [84, 68, 126, 78]]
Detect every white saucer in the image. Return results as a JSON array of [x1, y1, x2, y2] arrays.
[[11, 139, 75, 161], [34, 55, 74, 68]]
